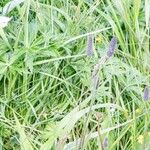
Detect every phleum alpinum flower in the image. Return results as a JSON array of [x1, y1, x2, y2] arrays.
[[86, 34, 94, 56], [107, 37, 117, 57]]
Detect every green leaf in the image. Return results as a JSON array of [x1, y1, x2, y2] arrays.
[[14, 113, 33, 150]]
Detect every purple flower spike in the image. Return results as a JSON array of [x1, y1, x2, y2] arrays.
[[86, 35, 94, 57], [144, 86, 149, 101], [103, 138, 108, 148], [107, 37, 117, 57]]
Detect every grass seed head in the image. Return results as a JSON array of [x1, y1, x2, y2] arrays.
[[143, 86, 149, 101], [107, 37, 117, 57], [103, 138, 108, 148], [86, 34, 94, 57]]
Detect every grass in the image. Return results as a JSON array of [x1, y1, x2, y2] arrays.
[[0, 0, 150, 149]]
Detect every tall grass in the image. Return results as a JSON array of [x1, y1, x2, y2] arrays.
[[0, 0, 150, 149]]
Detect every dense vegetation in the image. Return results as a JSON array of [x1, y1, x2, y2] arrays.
[[0, 0, 150, 149]]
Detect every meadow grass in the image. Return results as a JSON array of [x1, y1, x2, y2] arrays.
[[0, 0, 150, 150]]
